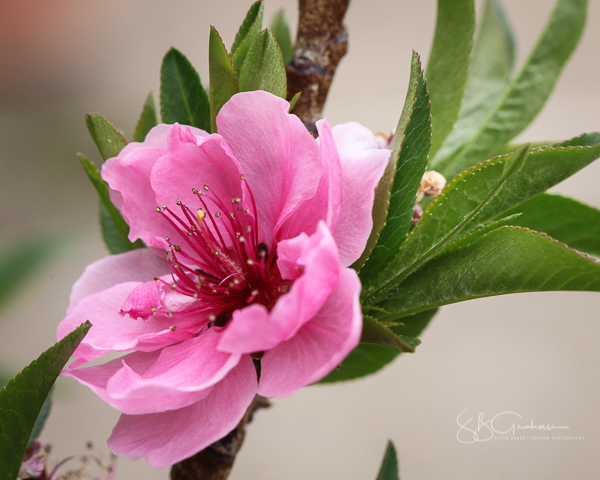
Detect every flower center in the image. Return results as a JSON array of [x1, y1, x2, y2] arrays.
[[154, 176, 289, 325]]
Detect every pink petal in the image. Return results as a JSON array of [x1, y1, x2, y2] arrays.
[[120, 280, 162, 320], [62, 329, 241, 415], [107, 355, 257, 469], [151, 125, 247, 252], [68, 249, 171, 311], [216, 91, 323, 246], [58, 282, 201, 367], [277, 119, 343, 242], [330, 122, 390, 266], [218, 222, 340, 354], [258, 267, 362, 397]]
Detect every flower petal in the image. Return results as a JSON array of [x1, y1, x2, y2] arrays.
[[62, 328, 241, 415], [107, 355, 257, 469], [330, 122, 390, 266], [68, 249, 171, 311], [277, 118, 343, 242], [216, 91, 323, 245], [218, 222, 340, 354], [258, 267, 362, 397], [58, 282, 202, 367]]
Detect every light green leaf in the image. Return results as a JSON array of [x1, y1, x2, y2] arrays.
[[0, 237, 60, 309], [239, 29, 287, 98], [231, 1, 265, 75], [359, 52, 430, 280], [270, 9, 293, 65], [78, 153, 143, 254], [133, 92, 158, 143], [85, 113, 127, 161], [319, 309, 437, 383], [289, 91, 301, 111], [433, 0, 588, 178], [209, 27, 239, 133], [363, 145, 529, 303], [376, 441, 400, 480], [160, 48, 211, 132], [505, 193, 600, 258], [435, 0, 514, 164], [361, 315, 420, 353], [0, 322, 91, 480], [427, 0, 475, 158], [379, 226, 600, 318]]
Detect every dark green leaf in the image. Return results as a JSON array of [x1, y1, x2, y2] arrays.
[[0, 237, 60, 309], [320, 309, 437, 383], [0, 322, 91, 480], [239, 29, 287, 98], [353, 52, 425, 271], [231, 1, 265, 74], [376, 441, 399, 480], [433, 0, 588, 178], [133, 92, 158, 142], [359, 53, 430, 281], [505, 193, 600, 258], [28, 388, 52, 445], [427, 0, 475, 157], [361, 315, 420, 353], [78, 153, 143, 254], [435, 0, 514, 164], [160, 48, 210, 131], [270, 9, 293, 65], [379, 226, 600, 318], [363, 146, 529, 303], [209, 27, 239, 133], [85, 113, 127, 161], [467, 136, 600, 230]]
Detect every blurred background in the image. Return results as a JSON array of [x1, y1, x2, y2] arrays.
[[1, 0, 599, 478]]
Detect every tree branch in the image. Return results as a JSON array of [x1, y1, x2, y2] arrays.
[[170, 396, 270, 480], [286, 0, 351, 133]]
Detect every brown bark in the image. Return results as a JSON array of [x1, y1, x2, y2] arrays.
[[170, 396, 270, 480], [286, 0, 351, 134]]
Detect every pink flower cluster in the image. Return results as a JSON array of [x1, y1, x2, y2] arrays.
[[57, 91, 389, 468]]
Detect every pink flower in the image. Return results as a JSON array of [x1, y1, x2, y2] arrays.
[[58, 91, 389, 468]]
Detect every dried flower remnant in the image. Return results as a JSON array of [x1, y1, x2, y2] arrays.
[[57, 91, 390, 468]]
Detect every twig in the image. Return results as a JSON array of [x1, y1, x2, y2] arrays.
[[286, 0, 351, 133], [170, 396, 270, 480]]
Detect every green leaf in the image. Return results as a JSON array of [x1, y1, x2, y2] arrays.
[[363, 145, 529, 303], [0, 237, 60, 309], [359, 52, 431, 280], [433, 0, 588, 178], [505, 193, 600, 258], [160, 48, 211, 132], [85, 113, 127, 161], [376, 441, 399, 480], [353, 52, 424, 271], [270, 9, 293, 65], [209, 27, 239, 133], [435, 0, 515, 164], [379, 226, 600, 318], [320, 309, 437, 383], [231, 1, 265, 75], [466, 136, 600, 231], [239, 29, 287, 98], [0, 322, 91, 479], [133, 92, 158, 142], [28, 388, 52, 445], [78, 153, 143, 254], [427, 0, 475, 158], [361, 315, 420, 353], [289, 91, 301, 111]]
